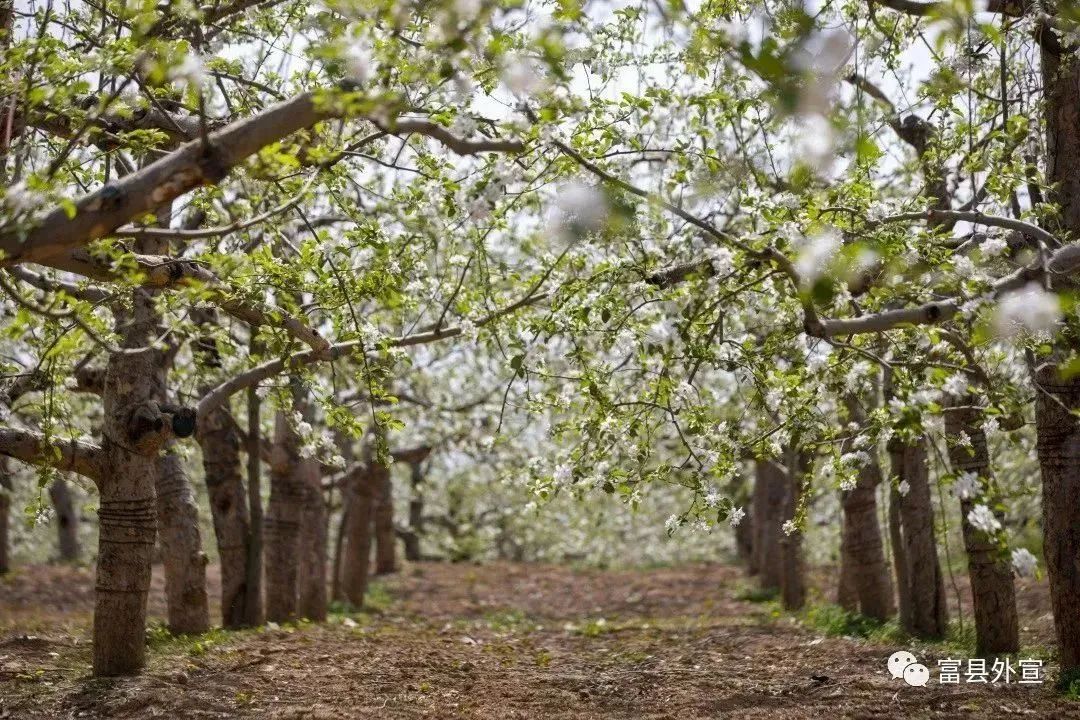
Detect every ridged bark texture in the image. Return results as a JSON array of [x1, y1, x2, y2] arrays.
[[296, 455, 327, 621], [197, 405, 252, 628], [891, 438, 947, 639], [48, 477, 79, 562], [945, 402, 1019, 656], [155, 447, 210, 634], [779, 449, 808, 611], [752, 460, 785, 591], [341, 464, 375, 607], [373, 462, 396, 575], [1034, 365, 1080, 676], [838, 459, 895, 621], [264, 411, 302, 623]]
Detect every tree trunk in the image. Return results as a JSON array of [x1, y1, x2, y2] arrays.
[[296, 455, 327, 621], [154, 447, 210, 634], [331, 500, 347, 602], [197, 405, 252, 628], [341, 464, 375, 607], [264, 410, 302, 623], [1034, 365, 1080, 677], [49, 476, 79, 562], [1038, 45, 1080, 683], [779, 449, 808, 611], [735, 504, 754, 570], [402, 461, 424, 562], [244, 379, 264, 626], [836, 519, 858, 611], [0, 459, 10, 574], [891, 438, 947, 639], [129, 211, 208, 637], [373, 462, 395, 575], [752, 460, 784, 591], [94, 292, 169, 675], [945, 403, 1019, 655], [887, 479, 910, 628], [838, 458, 895, 621]]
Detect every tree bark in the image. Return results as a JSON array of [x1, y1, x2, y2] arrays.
[[891, 438, 947, 639], [94, 289, 176, 674], [373, 461, 396, 575], [196, 404, 252, 628], [838, 458, 895, 621], [752, 460, 785, 591], [296, 455, 327, 621], [1034, 365, 1080, 677], [0, 459, 10, 574], [1038, 41, 1080, 682], [887, 480, 910, 628], [48, 476, 79, 562], [836, 522, 858, 611], [341, 464, 375, 608], [155, 446, 210, 634], [402, 461, 424, 562], [945, 403, 1019, 655], [244, 370, 264, 626], [264, 410, 302, 623], [735, 504, 754, 570], [331, 500, 348, 602], [779, 449, 808, 611]]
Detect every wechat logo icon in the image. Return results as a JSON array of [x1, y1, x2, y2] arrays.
[[888, 650, 930, 687]]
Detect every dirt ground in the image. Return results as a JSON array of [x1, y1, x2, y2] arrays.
[[1, 561, 1078, 719]]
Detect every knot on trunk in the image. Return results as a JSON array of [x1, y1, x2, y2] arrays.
[[125, 401, 197, 453]]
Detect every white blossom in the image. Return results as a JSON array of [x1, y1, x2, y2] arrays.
[[169, 52, 205, 87], [794, 113, 835, 172], [1011, 548, 1038, 578], [942, 373, 969, 397], [794, 229, 841, 283], [982, 235, 1008, 256], [953, 471, 980, 500], [706, 246, 735, 274], [782, 519, 799, 536], [4, 181, 46, 214], [994, 283, 1062, 337], [503, 56, 545, 94], [665, 514, 680, 534], [343, 40, 372, 84], [728, 506, 746, 528], [897, 480, 910, 497], [967, 504, 1001, 534], [555, 183, 608, 233]]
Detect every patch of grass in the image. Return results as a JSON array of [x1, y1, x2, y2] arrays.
[[364, 580, 394, 613], [572, 617, 615, 637], [940, 618, 977, 656], [734, 584, 779, 603], [802, 603, 904, 642], [145, 623, 233, 658], [327, 579, 394, 617], [483, 609, 537, 633]]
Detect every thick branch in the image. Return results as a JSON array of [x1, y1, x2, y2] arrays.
[[812, 242, 1080, 337], [874, 0, 1028, 17], [387, 119, 526, 156], [0, 92, 328, 267], [0, 427, 103, 481]]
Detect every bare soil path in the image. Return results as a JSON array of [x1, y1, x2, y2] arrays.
[[1, 562, 1077, 718]]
